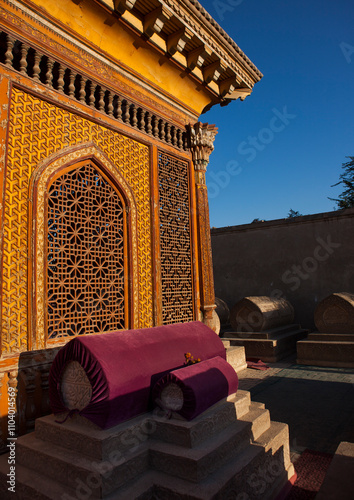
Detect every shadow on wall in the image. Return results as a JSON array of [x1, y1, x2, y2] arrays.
[[211, 208, 354, 330]]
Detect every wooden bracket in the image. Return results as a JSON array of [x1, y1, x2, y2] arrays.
[[143, 6, 173, 38], [167, 28, 193, 56], [186, 45, 213, 71], [202, 60, 227, 84], [225, 87, 252, 101], [113, 0, 137, 15], [218, 76, 238, 98]]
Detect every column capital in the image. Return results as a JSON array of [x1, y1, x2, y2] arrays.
[[186, 122, 218, 171]]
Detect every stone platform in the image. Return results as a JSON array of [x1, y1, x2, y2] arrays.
[[297, 333, 354, 368], [0, 390, 294, 499], [223, 324, 309, 362]]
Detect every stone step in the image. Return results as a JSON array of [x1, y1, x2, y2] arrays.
[[0, 428, 291, 500], [35, 412, 155, 461], [0, 406, 270, 498], [0, 458, 78, 500], [252, 401, 266, 410], [15, 431, 149, 497], [113, 443, 265, 500], [14, 395, 260, 493], [226, 323, 303, 340], [238, 405, 271, 441], [149, 404, 270, 483], [149, 418, 252, 482], [255, 421, 293, 472], [35, 391, 252, 456], [110, 423, 292, 500], [224, 328, 308, 362], [232, 389, 252, 417], [225, 345, 247, 373], [0, 401, 292, 500], [152, 390, 252, 448]]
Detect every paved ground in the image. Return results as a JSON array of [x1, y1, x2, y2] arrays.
[[237, 355, 354, 462]]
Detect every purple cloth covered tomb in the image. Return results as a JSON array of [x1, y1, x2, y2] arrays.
[[152, 356, 239, 420], [49, 321, 226, 429]]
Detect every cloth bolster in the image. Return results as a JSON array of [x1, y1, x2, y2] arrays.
[[152, 356, 238, 420], [49, 321, 226, 428]]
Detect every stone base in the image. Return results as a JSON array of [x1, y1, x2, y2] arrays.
[[316, 441, 354, 500], [297, 333, 354, 368], [0, 391, 294, 499], [223, 343, 248, 373], [223, 324, 308, 362]]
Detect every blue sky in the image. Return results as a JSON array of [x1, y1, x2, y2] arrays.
[[199, 0, 354, 227]]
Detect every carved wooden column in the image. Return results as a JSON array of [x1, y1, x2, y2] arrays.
[[186, 122, 218, 331]]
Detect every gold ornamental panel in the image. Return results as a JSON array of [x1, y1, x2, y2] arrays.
[[158, 151, 194, 324], [2, 88, 152, 354], [46, 162, 126, 339]]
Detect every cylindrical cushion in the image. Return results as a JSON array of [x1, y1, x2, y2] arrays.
[[315, 292, 354, 334], [152, 356, 238, 420], [49, 321, 226, 429], [230, 296, 294, 332]]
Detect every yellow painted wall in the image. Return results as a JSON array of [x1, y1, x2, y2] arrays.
[[26, 0, 212, 115]]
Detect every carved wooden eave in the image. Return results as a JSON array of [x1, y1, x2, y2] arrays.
[[3, 0, 263, 119], [109, 0, 263, 109]]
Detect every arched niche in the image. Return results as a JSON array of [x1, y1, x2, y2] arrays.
[[29, 143, 138, 350]]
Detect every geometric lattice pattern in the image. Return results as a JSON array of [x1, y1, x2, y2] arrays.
[[2, 89, 152, 354], [158, 151, 194, 324], [47, 163, 125, 339]]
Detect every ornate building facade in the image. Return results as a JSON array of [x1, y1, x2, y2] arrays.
[[0, 0, 262, 447]]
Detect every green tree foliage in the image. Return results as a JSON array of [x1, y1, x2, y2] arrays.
[[330, 156, 354, 209], [288, 209, 302, 218]]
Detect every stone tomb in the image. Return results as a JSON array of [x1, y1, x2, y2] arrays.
[[213, 298, 248, 373], [223, 296, 308, 362], [215, 297, 231, 328], [297, 293, 354, 368], [0, 323, 294, 499]]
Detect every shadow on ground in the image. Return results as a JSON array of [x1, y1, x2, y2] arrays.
[[244, 364, 354, 454]]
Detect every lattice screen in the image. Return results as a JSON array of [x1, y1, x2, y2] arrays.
[[158, 152, 194, 324], [46, 162, 126, 339]]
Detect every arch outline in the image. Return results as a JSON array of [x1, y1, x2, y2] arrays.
[[29, 142, 139, 350]]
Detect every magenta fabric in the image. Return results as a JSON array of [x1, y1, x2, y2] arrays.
[[49, 321, 226, 429], [246, 359, 270, 370], [152, 356, 239, 420]]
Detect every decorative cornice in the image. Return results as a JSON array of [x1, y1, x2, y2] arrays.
[[160, 0, 263, 87], [186, 122, 218, 171], [110, 0, 263, 102], [179, 0, 262, 78], [10, 0, 263, 109]]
